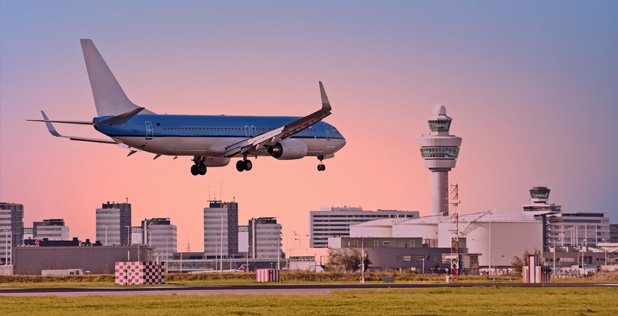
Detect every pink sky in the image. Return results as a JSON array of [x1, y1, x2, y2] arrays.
[[1, 1, 617, 252]]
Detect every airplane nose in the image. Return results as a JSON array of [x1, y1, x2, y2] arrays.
[[337, 137, 346, 150]]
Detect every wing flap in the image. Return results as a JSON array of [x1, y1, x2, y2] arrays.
[[225, 126, 285, 157]]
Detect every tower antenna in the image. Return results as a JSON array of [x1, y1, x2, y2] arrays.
[[448, 183, 461, 281]]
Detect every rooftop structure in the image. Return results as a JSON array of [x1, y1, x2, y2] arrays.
[[418, 105, 462, 216], [522, 186, 561, 215]]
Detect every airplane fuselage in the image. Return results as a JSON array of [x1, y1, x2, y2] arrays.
[[94, 114, 346, 158]]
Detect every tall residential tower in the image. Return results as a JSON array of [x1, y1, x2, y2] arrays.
[[418, 105, 462, 216]]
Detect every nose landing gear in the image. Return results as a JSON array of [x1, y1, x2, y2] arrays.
[[317, 155, 326, 172]]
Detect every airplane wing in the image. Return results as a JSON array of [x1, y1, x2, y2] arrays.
[[224, 81, 332, 157], [36, 111, 117, 144]]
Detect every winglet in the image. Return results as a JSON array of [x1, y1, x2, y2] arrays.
[[41, 111, 61, 137], [319, 81, 331, 112]]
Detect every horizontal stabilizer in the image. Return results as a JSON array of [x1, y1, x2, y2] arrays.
[[27, 119, 93, 125], [37, 111, 117, 144]]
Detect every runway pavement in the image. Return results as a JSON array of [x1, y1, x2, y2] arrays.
[[1, 283, 617, 297]]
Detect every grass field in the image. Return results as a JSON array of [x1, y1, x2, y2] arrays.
[[1, 287, 617, 315], [0, 272, 522, 288], [2, 271, 616, 288]]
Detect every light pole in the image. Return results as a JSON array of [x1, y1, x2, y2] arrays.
[[421, 257, 425, 274], [126, 226, 131, 246], [293, 231, 301, 249], [219, 213, 224, 272], [360, 237, 365, 284], [277, 229, 281, 271], [488, 221, 492, 276]]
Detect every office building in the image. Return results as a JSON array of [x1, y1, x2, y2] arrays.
[[248, 217, 282, 259], [95, 202, 131, 246], [611, 224, 618, 243], [33, 219, 70, 241], [238, 225, 249, 255], [309, 207, 419, 248], [203, 200, 238, 258], [23, 227, 33, 240], [130, 226, 144, 245], [546, 212, 610, 248], [0, 202, 24, 265], [520, 186, 610, 249], [142, 218, 177, 260], [418, 105, 462, 216]]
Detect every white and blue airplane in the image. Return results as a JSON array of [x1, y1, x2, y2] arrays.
[[30, 39, 346, 175]]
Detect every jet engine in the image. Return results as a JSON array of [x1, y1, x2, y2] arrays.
[[267, 139, 308, 160]]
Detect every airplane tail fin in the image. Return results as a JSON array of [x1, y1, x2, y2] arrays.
[[81, 39, 151, 116]]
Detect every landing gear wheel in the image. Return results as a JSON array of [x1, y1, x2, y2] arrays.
[[191, 164, 199, 176], [317, 164, 326, 171], [236, 159, 253, 172], [236, 160, 245, 172], [199, 164, 207, 175]]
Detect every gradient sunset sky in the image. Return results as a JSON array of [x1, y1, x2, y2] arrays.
[[1, 1, 617, 251]]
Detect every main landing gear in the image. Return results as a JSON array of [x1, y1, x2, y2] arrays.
[[191, 156, 207, 176], [317, 155, 326, 172], [236, 157, 253, 172]]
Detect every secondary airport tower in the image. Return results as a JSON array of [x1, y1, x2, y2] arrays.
[[418, 105, 462, 216]]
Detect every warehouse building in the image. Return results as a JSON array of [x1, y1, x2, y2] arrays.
[[347, 211, 542, 268], [14, 245, 152, 275]]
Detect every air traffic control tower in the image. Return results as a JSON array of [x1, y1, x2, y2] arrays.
[[418, 105, 462, 216]]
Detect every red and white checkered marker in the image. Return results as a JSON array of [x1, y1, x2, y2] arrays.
[[115, 261, 166, 285]]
